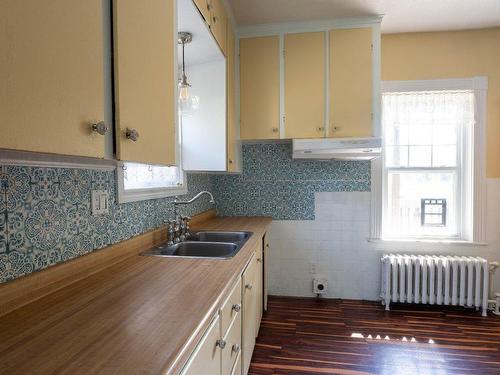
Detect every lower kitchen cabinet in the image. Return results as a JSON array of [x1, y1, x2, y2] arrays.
[[182, 237, 266, 375], [242, 252, 259, 375], [181, 314, 222, 375]]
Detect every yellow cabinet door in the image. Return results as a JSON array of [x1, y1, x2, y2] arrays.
[[210, 0, 227, 54], [226, 22, 239, 172], [284, 32, 326, 139], [193, 0, 211, 26], [1, 0, 105, 158], [113, 0, 176, 166], [181, 314, 221, 375], [329, 28, 373, 138], [240, 37, 281, 140], [241, 253, 258, 375]]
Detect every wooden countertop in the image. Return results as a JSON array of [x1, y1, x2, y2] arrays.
[[0, 216, 272, 375]]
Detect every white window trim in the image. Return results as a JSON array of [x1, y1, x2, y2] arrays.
[[116, 162, 187, 204], [370, 76, 488, 243]]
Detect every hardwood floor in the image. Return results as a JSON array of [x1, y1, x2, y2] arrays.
[[249, 296, 500, 375]]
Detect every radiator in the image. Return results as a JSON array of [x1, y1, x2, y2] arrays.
[[381, 254, 489, 316]]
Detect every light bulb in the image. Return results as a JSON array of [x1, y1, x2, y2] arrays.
[[179, 85, 190, 103]]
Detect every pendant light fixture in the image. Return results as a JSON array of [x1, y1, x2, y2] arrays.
[[178, 32, 192, 106]]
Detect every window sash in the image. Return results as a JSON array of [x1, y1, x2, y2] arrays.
[[381, 90, 471, 240]]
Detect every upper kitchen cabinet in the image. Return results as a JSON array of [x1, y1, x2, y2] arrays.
[[179, 0, 227, 171], [284, 32, 326, 139], [0, 0, 106, 158], [329, 28, 373, 138], [226, 22, 241, 172], [240, 36, 281, 140], [192, 0, 227, 54], [210, 0, 228, 54], [192, 0, 211, 25], [113, 0, 176, 166]]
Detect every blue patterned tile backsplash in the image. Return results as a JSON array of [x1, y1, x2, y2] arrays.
[[212, 143, 370, 220], [0, 166, 213, 283]]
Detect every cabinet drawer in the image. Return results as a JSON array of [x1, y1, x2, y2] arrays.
[[220, 277, 242, 336], [222, 310, 241, 375]]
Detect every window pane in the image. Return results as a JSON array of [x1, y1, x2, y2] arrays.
[[433, 124, 456, 146], [385, 124, 409, 146], [386, 171, 457, 237], [123, 162, 183, 190], [409, 124, 432, 145], [408, 145, 432, 167], [433, 145, 457, 167], [385, 146, 408, 167]]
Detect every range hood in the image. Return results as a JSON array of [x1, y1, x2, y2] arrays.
[[292, 137, 382, 160]]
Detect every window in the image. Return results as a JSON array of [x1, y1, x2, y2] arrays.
[[117, 162, 186, 203], [116, 162, 186, 203], [371, 77, 488, 243]]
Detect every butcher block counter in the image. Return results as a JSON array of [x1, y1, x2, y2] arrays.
[[0, 213, 272, 375]]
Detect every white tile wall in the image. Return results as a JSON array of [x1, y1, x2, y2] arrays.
[[268, 179, 500, 300]]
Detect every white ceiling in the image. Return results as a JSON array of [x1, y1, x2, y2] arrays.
[[227, 0, 500, 33]]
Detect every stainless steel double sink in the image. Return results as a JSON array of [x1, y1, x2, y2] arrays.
[[141, 231, 252, 259]]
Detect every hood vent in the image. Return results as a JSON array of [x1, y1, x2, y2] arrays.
[[292, 137, 382, 160]]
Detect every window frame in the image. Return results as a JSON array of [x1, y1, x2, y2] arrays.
[[370, 77, 488, 243]]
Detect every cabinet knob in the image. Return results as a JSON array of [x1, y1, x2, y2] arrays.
[[257, 257, 263, 263], [125, 128, 139, 142], [216, 339, 226, 349], [266, 244, 269, 248], [228, 159, 233, 164], [212, 16, 218, 24], [317, 126, 325, 132], [91, 121, 108, 136], [331, 125, 340, 132], [245, 284, 253, 290], [232, 303, 241, 312], [272, 127, 279, 133], [206, 1, 211, 11], [232, 344, 240, 353]]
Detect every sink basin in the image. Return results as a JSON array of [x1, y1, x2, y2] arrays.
[[140, 231, 252, 259], [142, 241, 239, 259], [190, 231, 252, 243]]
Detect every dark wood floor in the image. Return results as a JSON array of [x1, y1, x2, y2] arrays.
[[249, 296, 500, 375]]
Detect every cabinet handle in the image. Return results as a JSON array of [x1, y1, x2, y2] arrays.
[[125, 128, 139, 142], [232, 344, 240, 353], [91, 121, 108, 136], [232, 303, 241, 312], [257, 257, 263, 263], [216, 339, 226, 349], [212, 16, 218, 24], [272, 127, 279, 133], [206, 1, 211, 11], [245, 284, 253, 290]]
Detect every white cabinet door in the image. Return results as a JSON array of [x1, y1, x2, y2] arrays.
[[181, 314, 221, 375], [241, 253, 257, 375]]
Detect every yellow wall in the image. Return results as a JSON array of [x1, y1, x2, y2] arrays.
[[382, 27, 500, 178]]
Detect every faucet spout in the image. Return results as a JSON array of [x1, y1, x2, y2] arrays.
[[173, 191, 215, 218]]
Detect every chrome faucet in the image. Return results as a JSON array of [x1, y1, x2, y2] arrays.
[[173, 190, 215, 219], [165, 191, 216, 244]]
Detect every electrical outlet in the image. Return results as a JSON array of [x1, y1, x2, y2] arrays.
[[91, 190, 109, 215], [309, 262, 317, 275]]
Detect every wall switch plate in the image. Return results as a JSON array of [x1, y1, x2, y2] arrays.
[[91, 190, 109, 215]]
